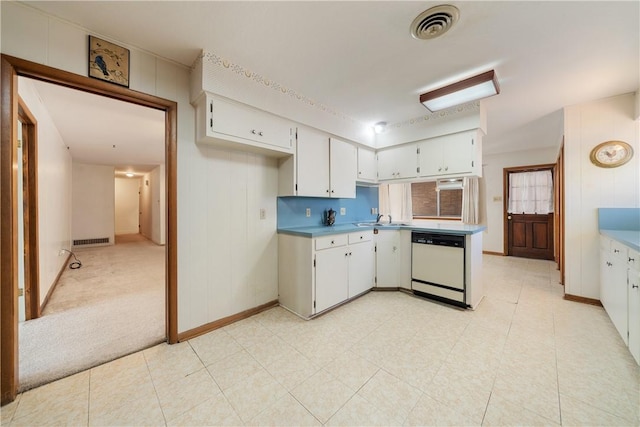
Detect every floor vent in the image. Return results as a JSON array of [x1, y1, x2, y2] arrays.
[[73, 237, 109, 246]]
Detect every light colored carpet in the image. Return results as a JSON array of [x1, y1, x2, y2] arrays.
[[18, 234, 165, 391]]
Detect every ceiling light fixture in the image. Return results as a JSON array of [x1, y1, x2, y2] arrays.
[[126, 173, 135, 177], [419, 70, 500, 112], [373, 122, 387, 134]]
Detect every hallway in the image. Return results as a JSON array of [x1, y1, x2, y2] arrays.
[[18, 234, 165, 391]]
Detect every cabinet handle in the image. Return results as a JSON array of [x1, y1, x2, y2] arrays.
[[331, 190, 334, 193], [331, 240, 335, 245], [258, 131, 263, 136], [629, 257, 635, 262], [345, 253, 349, 257], [326, 189, 330, 193], [633, 284, 639, 289], [606, 261, 612, 267], [614, 249, 620, 253], [360, 236, 363, 239], [438, 167, 442, 172], [349, 252, 352, 256], [444, 166, 448, 171]]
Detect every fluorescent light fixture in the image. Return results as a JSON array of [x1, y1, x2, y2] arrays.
[[420, 70, 500, 112], [373, 121, 387, 134], [125, 173, 135, 177]]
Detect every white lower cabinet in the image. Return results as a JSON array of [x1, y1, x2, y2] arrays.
[[629, 266, 640, 364], [315, 245, 349, 313], [599, 235, 640, 364], [278, 231, 374, 318], [600, 237, 629, 345], [375, 230, 400, 288]]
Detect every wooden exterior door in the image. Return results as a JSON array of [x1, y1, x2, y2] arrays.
[[503, 164, 556, 261], [507, 213, 554, 260]]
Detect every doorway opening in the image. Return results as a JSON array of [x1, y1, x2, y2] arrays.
[[1, 54, 178, 404], [503, 164, 556, 261]]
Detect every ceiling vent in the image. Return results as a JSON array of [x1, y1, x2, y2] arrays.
[[411, 5, 460, 40]]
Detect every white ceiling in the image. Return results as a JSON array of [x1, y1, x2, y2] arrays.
[[22, 1, 639, 155], [22, 77, 165, 176]]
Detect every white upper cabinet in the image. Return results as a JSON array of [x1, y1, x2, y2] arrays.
[[296, 127, 331, 197], [357, 147, 377, 183], [418, 129, 482, 178], [330, 138, 357, 198], [377, 143, 418, 181], [286, 127, 357, 198], [195, 92, 294, 156]]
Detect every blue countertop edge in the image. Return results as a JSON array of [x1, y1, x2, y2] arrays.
[[278, 222, 487, 237], [600, 229, 640, 253]]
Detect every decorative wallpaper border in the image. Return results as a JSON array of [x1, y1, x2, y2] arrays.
[[197, 51, 358, 124], [194, 51, 480, 131], [388, 101, 480, 131]]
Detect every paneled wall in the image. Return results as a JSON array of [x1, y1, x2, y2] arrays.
[[564, 93, 640, 299], [17, 78, 73, 306], [2, 2, 280, 334]]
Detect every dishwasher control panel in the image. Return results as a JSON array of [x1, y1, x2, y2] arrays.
[[411, 232, 464, 248]]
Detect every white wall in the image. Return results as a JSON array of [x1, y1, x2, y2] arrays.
[[481, 147, 559, 254], [114, 177, 140, 235], [18, 78, 73, 306], [564, 93, 640, 299], [72, 163, 115, 244], [2, 2, 280, 334]]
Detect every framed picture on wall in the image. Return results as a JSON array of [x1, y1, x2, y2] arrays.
[[88, 35, 130, 88]]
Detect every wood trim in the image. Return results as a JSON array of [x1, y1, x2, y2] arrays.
[[18, 96, 40, 320], [177, 300, 279, 342], [420, 70, 500, 105], [563, 294, 602, 306], [1, 55, 19, 405], [558, 141, 565, 285], [39, 254, 71, 313], [482, 250, 505, 256], [0, 54, 179, 403]]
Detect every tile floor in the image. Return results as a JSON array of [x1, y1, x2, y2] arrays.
[[2, 255, 639, 426]]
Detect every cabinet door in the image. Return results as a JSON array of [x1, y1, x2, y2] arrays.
[[297, 127, 330, 197], [211, 95, 257, 141], [418, 140, 442, 177], [348, 241, 375, 297], [357, 147, 377, 182], [253, 111, 294, 150], [376, 230, 400, 287], [330, 138, 357, 198], [629, 268, 640, 364], [377, 144, 417, 180], [601, 252, 629, 345], [442, 132, 474, 175], [315, 247, 349, 313]]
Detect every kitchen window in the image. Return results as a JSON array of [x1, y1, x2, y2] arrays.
[[412, 179, 463, 219]]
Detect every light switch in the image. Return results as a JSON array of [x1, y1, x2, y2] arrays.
[[260, 208, 266, 219], [493, 196, 502, 202], [340, 207, 346, 215], [306, 208, 311, 217]]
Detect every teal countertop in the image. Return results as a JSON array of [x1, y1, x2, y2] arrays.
[[600, 229, 640, 253], [278, 221, 486, 237]]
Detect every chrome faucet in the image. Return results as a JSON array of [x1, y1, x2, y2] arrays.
[[376, 213, 383, 223], [388, 215, 392, 224]]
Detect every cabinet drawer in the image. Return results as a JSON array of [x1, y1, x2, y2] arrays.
[[611, 240, 627, 259], [315, 234, 348, 251], [628, 248, 640, 270], [348, 231, 373, 244]]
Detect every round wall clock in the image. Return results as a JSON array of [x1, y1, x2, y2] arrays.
[[589, 140, 634, 168]]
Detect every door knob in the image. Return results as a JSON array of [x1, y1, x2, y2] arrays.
[[507, 216, 512, 220]]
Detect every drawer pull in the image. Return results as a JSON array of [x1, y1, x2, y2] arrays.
[[614, 249, 620, 253], [629, 257, 635, 262], [331, 240, 335, 245], [632, 285, 639, 289], [606, 261, 612, 267]]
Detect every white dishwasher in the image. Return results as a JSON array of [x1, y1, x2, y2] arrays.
[[411, 231, 467, 308]]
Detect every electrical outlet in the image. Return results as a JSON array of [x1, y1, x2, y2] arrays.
[[306, 208, 311, 217], [260, 208, 266, 220], [340, 207, 346, 215], [493, 196, 502, 202]]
